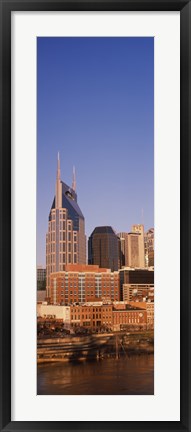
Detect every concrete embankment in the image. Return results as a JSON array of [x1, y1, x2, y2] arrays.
[[37, 331, 154, 363]]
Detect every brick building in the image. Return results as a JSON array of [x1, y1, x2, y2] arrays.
[[123, 284, 154, 302], [119, 267, 154, 300], [49, 264, 120, 305], [146, 302, 154, 329], [112, 305, 147, 331], [70, 303, 113, 329], [37, 301, 148, 331]]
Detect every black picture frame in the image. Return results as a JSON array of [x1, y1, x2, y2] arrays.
[[0, 0, 190, 431]]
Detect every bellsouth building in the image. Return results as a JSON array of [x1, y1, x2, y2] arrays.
[[46, 154, 86, 297]]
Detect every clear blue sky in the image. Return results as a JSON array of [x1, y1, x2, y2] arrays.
[[37, 37, 154, 266]]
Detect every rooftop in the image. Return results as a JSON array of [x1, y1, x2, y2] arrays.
[[90, 226, 116, 236]]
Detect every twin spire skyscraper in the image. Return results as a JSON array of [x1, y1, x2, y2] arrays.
[[55, 153, 76, 208], [46, 153, 86, 297]]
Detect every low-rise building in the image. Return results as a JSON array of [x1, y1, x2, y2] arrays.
[[146, 302, 154, 329], [37, 304, 71, 325], [119, 267, 154, 300], [127, 300, 154, 329], [123, 284, 154, 302], [37, 301, 151, 332], [112, 305, 147, 331], [70, 303, 113, 329]]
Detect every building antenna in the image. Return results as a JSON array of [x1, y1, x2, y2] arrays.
[[55, 151, 62, 208], [57, 151, 60, 181], [72, 165, 76, 192]]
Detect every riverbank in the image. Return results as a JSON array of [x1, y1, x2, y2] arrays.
[[37, 330, 154, 363]]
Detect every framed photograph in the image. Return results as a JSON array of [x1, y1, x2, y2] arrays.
[[0, 0, 190, 431]]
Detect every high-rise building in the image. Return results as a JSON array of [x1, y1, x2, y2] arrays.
[[118, 224, 145, 268], [118, 232, 129, 267], [131, 224, 145, 267], [37, 266, 46, 291], [144, 228, 154, 267], [46, 154, 86, 297], [88, 226, 119, 271]]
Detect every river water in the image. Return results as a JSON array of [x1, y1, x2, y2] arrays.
[[37, 354, 154, 395]]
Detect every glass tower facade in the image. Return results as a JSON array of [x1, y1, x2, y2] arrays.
[[88, 226, 119, 272]]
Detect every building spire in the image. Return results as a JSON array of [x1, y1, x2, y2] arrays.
[[55, 152, 62, 208], [72, 165, 76, 192], [57, 152, 60, 181]]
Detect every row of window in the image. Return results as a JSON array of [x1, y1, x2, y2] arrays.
[[47, 253, 78, 265], [72, 313, 102, 320], [114, 318, 142, 323]]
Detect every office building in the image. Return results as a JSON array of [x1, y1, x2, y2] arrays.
[[119, 267, 154, 300], [118, 224, 145, 269], [144, 228, 154, 267], [131, 224, 145, 267], [37, 266, 46, 291], [49, 264, 120, 305], [88, 226, 119, 271], [123, 284, 154, 302], [46, 155, 86, 297], [118, 232, 129, 267], [37, 303, 71, 324]]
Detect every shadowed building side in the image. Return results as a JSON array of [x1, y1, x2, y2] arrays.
[[88, 226, 119, 272]]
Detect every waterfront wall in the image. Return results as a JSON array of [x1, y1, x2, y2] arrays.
[[37, 331, 154, 363]]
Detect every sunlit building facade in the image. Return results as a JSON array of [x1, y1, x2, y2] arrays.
[[49, 264, 120, 305], [144, 227, 154, 267], [118, 224, 145, 269], [119, 267, 154, 300]]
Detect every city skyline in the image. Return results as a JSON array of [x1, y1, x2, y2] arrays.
[[37, 37, 154, 265]]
